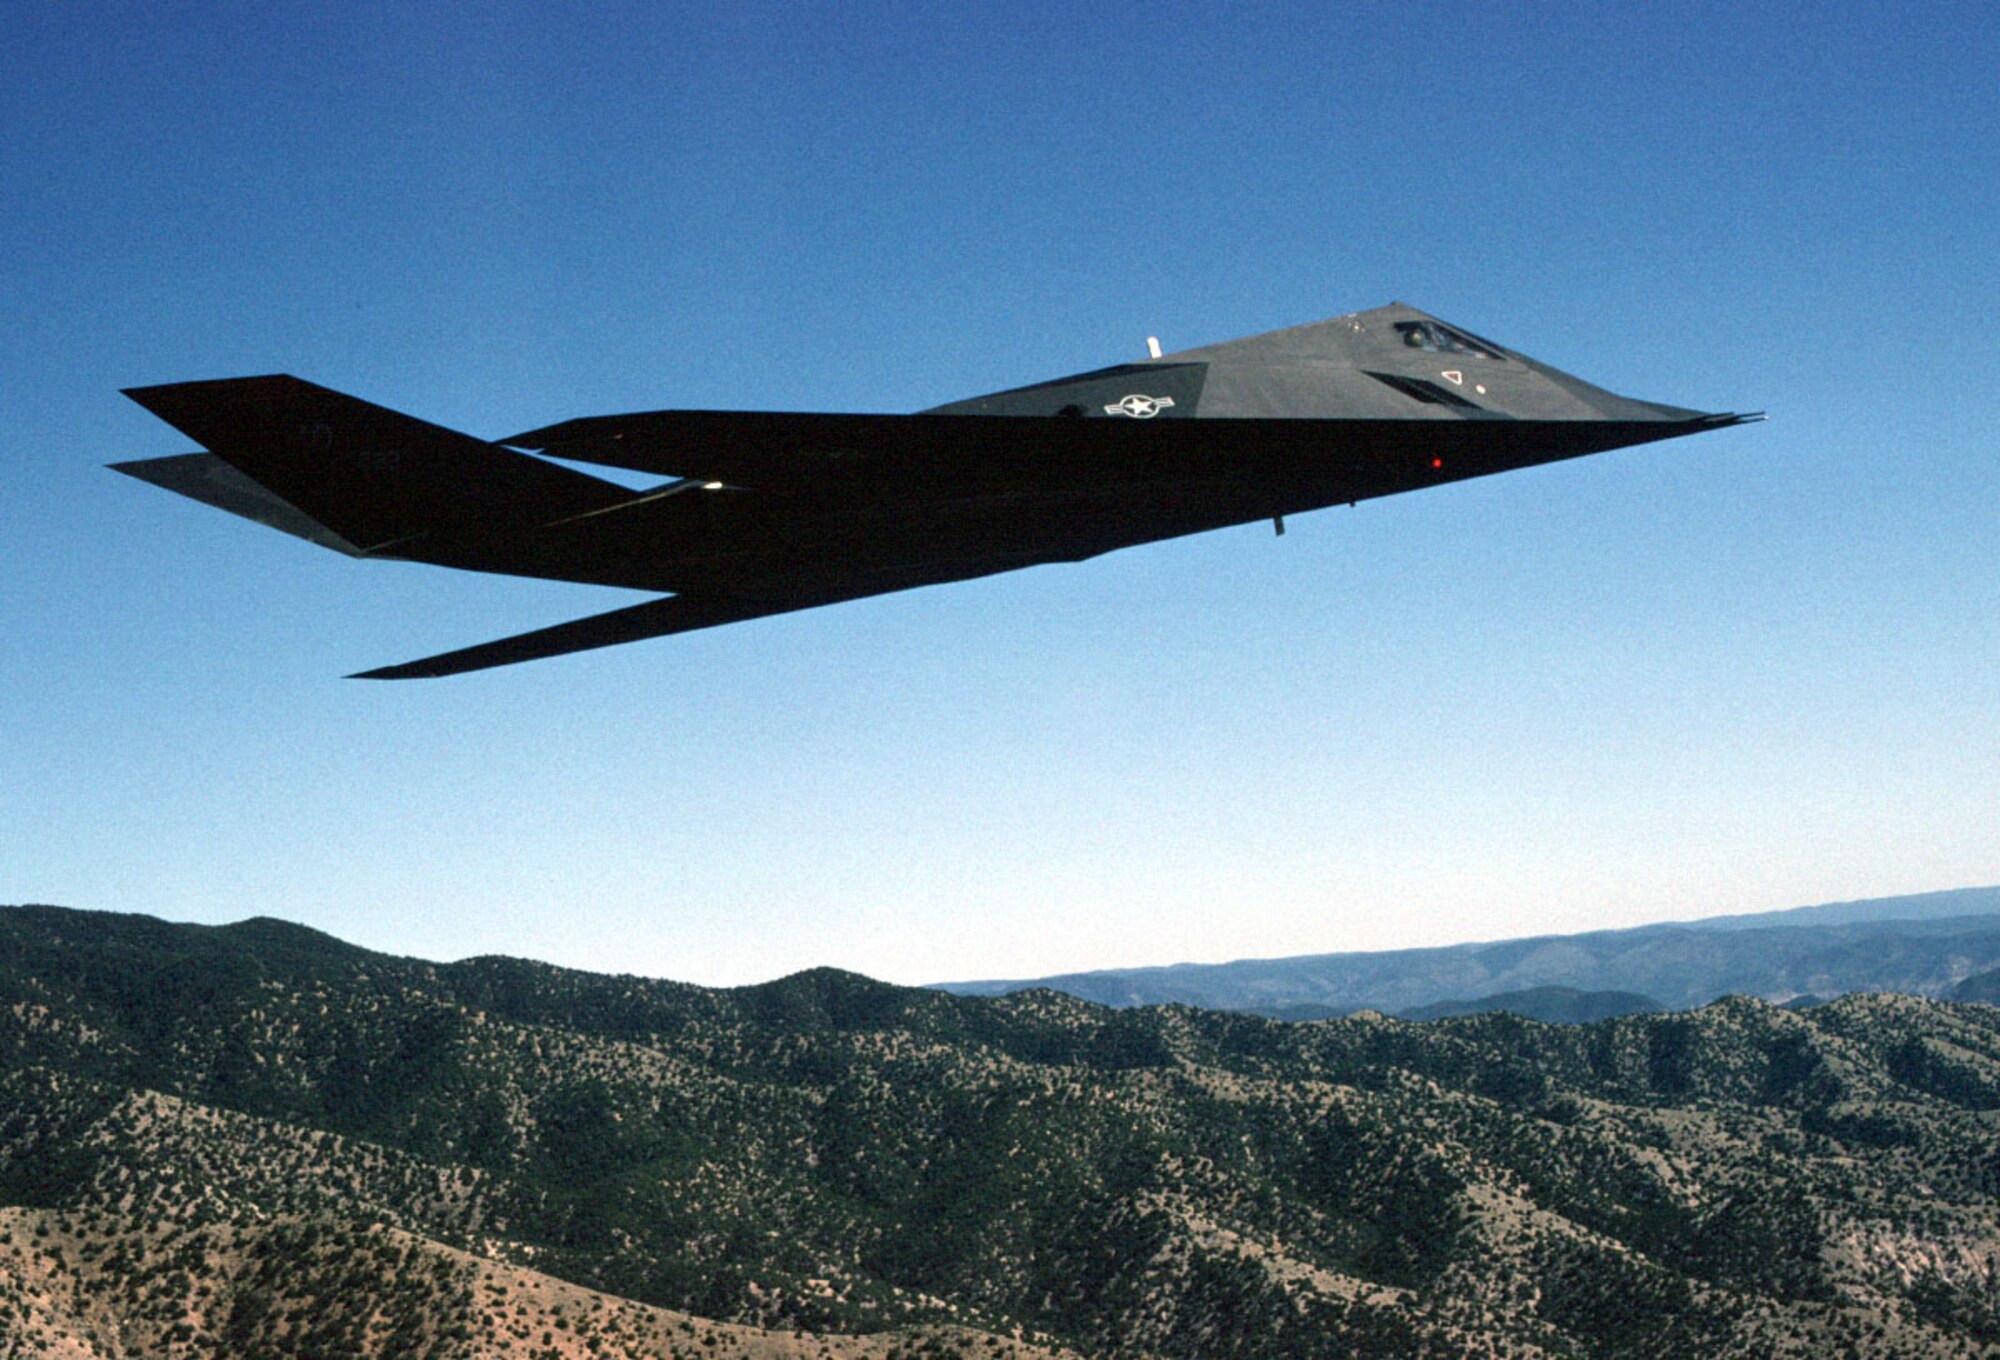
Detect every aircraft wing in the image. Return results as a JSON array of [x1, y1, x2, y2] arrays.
[[356, 411, 1758, 679], [501, 361, 1212, 490], [349, 590, 860, 679], [506, 410, 1134, 492], [505, 409, 1757, 499]]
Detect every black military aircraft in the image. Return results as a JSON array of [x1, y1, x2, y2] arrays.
[[114, 303, 1756, 678]]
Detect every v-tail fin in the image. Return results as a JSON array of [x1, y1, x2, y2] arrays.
[[119, 375, 627, 555]]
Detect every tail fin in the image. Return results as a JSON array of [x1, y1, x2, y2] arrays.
[[119, 375, 625, 555], [109, 451, 368, 555]]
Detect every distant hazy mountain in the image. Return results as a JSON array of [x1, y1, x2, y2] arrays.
[[10, 903, 2000, 1357], [1675, 885, 2000, 931], [936, 886, 2000, 1014], [1240, 986, 1666, 1025], [1395, 985, 1665, 1024]]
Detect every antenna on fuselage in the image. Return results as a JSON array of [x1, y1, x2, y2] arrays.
[[1146, 336, 1162, 360]]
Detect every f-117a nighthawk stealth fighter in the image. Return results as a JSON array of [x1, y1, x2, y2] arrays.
[[114, 303, 1756, 678]]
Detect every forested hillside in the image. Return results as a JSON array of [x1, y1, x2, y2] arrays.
[[7, 905, 2000, 1358]]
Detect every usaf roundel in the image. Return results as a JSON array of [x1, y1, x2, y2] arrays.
[[1105, 394, 1175, 419]]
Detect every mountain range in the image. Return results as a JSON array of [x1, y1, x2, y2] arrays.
[[9, 901, 2000, 1356], [937, 887, 2000, 1015]]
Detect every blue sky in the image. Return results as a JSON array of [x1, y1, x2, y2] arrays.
[[5, 2, 1996, 986]]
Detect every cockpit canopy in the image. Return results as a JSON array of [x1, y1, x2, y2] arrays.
[[1395, 320, 1508, 360]]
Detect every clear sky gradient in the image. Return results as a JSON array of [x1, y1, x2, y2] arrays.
[[5, 2, 1996, 986]]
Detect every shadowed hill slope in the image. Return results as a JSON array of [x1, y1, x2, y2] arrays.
[[1951, 967, 2000, 1006]]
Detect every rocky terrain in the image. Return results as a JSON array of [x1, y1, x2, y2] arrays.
[[8, 904, 2000, 1357]]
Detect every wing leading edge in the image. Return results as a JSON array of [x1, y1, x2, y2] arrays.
[[348, 592, 838, 680]]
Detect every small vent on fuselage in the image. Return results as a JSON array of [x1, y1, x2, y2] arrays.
[[1363, 371, 1483, 410]]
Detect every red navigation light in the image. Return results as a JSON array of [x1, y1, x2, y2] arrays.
[[1430, 457, 1443, 470]]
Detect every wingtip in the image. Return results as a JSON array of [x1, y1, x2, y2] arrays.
[[347, 662, 431, 681]]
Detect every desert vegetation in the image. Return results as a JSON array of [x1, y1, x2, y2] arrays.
[[7, 905, 2000, 1356]]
